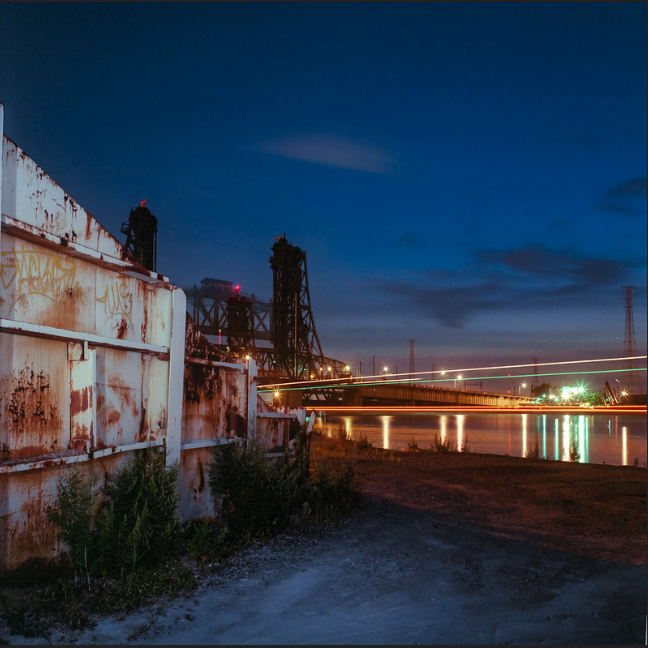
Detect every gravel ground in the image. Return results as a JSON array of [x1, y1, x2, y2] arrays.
[[7, 497, 645, 645]]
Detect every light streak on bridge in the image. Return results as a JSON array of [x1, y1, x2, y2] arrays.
[[259, 366, 647, 393], [260, 354, 648, 389], [309, 405, 646, 415]]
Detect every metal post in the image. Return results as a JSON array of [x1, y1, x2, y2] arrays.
[[247, 358, 257, 441], [165, 288, 187, 468], [0, 103, 3, 256]]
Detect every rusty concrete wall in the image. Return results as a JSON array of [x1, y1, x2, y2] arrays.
[[0, 125, 180, 570], [179, 317, 294, 520], [1, 114, 298, 570]]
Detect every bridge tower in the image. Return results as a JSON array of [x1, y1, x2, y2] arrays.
[[623, 286, 640, 392], [269, 236, 326, 380]]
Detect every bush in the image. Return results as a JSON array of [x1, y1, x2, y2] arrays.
[[407, 438, 419, 451], [47, 449, 180, 578], [208, 435, 355, 542], [209, 442, 306, 540]]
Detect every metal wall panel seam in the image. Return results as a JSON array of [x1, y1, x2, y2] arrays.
[[0, 318, 169, 354]]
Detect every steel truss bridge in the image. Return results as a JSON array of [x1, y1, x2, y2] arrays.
[[185, 237, 348, 385]]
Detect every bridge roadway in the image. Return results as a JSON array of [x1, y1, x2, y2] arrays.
[[298, 381, 535, 407]]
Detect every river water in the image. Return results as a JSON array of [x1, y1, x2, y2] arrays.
[[315, 412, 647, 467]]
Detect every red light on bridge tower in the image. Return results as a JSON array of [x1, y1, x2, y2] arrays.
[[234, 284, 241, 294]]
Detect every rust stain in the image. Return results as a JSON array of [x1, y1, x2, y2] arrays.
[[70, 385, 91, 416], [2, 367, 61, 461], [116, 317, 128, 339], [138, 407, 148, 442]]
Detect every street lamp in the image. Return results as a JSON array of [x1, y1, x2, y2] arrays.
[[455, 374, 463, 389], [518, 382, 527, 395]]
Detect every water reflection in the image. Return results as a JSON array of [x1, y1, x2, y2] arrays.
[[440, 415, 447, 444], [343, 417, 352, 441], [562, 415, 570, 461], [456, 415, 464, 452], [522, 413, 528, 457], [381, 416, 391, 450], [542, 415, 547, 460], [316, 412, 645, 466]]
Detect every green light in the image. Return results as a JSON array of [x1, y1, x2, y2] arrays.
[[258, 366, 647, 393]]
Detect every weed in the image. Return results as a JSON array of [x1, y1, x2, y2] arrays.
[[525, 443, 540, 461], [47, 449, 181, 578], [569, 439, 580, 462], [432, 434, 456, 453], [355, 436, 372, 451], [407, 438, 419, 451]]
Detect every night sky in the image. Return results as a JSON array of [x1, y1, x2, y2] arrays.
[[1, 3, 646, 386]]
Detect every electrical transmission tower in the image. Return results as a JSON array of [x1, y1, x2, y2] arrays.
[[623, 286, 639, 392], [269, 236, 326, 379], [409, 339, 415, 380]]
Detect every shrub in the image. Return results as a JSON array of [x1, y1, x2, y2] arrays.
[[407, 438, 419, 451], [208, 434, 355, 542], [47, 449, 180, 578], [209, 442, 306, 540]]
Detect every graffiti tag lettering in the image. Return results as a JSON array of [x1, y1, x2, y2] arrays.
[[96, 280, 133, 327], [0, 246, 79, 300]]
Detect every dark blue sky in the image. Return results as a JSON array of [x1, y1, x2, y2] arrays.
[[1, 2, 646, 382]]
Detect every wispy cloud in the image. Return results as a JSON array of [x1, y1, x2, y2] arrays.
[[254, 135, 394, 173], [597, 175, 646, 216], [373, 244, 643, 328], [476, 244, 632, 284]]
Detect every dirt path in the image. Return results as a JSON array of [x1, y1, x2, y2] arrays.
[[6, 446, 646, 645]]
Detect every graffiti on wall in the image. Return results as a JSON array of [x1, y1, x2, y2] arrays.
[[96, 280, 134, 332], [0, 246, 79, 300]]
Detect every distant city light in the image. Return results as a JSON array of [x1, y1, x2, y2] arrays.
[[344, 365, 351, 371], [383, 366, 389, 372], [521, 382, 527, 388], [273, 390, 280, 399], [621, 390, 629, 397]]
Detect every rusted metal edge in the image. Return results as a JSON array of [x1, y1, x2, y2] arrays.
[[1, 213, 170, 285], [185, 356, 245, 371], [258, 412, 297, 419], [0, 440, 165, 474], [0, 318, 169, 355], [92, 439, 164, 459], [180, 438, 242, 451]]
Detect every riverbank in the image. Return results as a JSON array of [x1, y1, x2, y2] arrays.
[[3, 435, 645, 644], [312, 434, 647, 565]]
